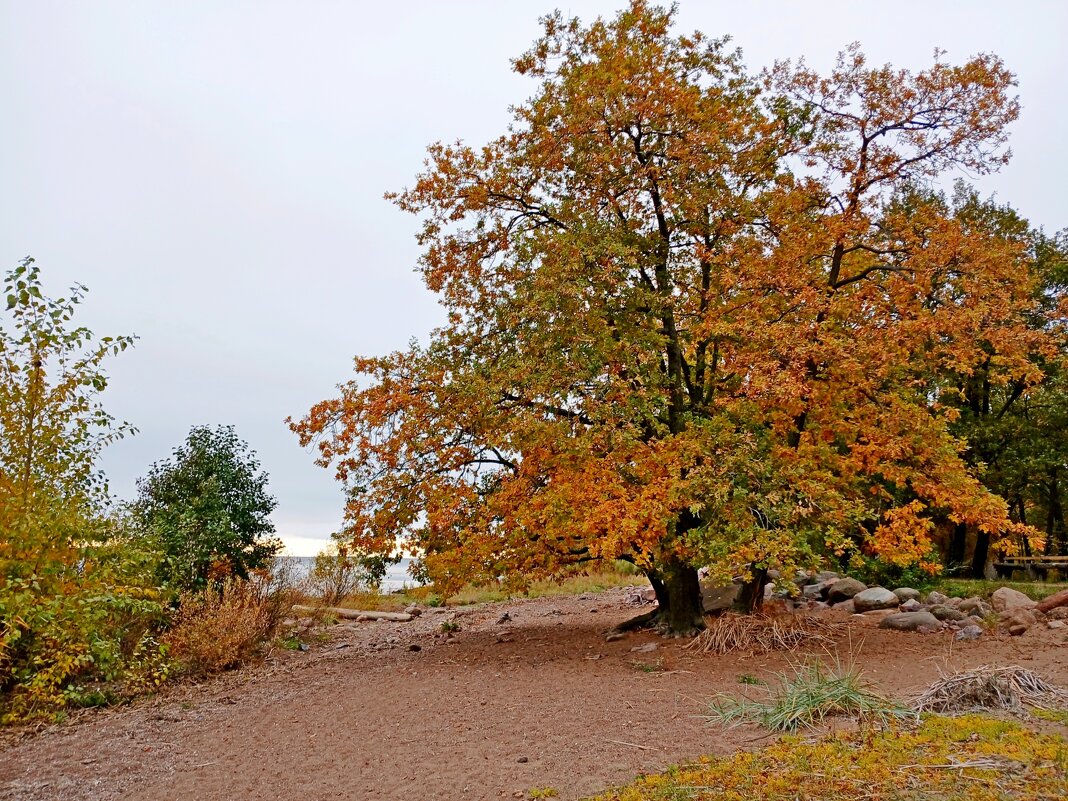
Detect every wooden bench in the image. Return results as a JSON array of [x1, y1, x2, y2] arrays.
[[993, 555, 1068, 580]]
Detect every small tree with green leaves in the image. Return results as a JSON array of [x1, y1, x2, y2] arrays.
[[132, 425, 282, 591], [0, 257, 161, 720]]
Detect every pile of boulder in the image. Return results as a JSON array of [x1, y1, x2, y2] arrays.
[[788, 574, 1068, 640]]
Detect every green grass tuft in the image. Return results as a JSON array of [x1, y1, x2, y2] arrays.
[[929, 578, 1068, 602], [705, 659, 915, 732]]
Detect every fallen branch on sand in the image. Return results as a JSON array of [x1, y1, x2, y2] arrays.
[[293, 605, 413, 622], [603, 738, 661, 751]]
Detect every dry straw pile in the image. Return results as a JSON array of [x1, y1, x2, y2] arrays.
[[686, 612, 842, 655], [914, 665, 1068, 713]]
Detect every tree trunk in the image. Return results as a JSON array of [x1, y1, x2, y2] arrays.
[[650, 558, 704, 636], [1017, 496, 1032, 557], [615, 558, 704, 636], [971, 529, 990, 579], [733, 565, 768, 613], [947, 522, 968, 569], [1047, 469, 1065, 556]]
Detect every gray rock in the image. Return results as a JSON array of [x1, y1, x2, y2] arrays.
[[945, 597, 964, 608], [900, 598, 922, 612], [853, 587, 900, 613], [802, 582, 828, 600], [1047, 606, 1068, 621], [827, 577, 867, 603], [404, 604, 423, 617], [925, 591, 949, 606], [831, 599, 856, 614], [928, 604, 967, 622], [991, 587, 1036, 613], [816, 571, 841, 583], [893, 587, 921, 602], [995, 606, 1038, 632], [955, 625, 983, 641], [701, 582, 741, 613], [625, 590, 653, 606], [1048, 620, 1066, 630], [958, 597, 990, 617], [878, 610, 941, 632]]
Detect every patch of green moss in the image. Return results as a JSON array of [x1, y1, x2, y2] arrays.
[[587, 715, 1068, 801], [1031, 708, 1068, 726]]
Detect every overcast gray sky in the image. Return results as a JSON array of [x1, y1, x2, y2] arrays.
[[2, 1, 1065, 555]]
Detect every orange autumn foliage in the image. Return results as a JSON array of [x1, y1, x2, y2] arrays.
[[291, 3, 1059, 630]]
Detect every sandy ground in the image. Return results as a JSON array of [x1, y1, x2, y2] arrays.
[[2, 586, 1066, 801]]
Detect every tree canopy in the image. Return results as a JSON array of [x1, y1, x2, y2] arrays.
[[291, 2, 1065, 633]]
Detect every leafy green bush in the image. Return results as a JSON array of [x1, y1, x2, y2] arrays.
[[0, 258, 164, 721], [846, 553, 940, 591], [0, 575, 168, 721]]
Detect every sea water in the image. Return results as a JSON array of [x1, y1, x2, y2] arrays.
[[274, 556, 421, 593]]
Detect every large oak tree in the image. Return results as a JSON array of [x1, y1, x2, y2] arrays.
[[292, 2, 1056, 633]]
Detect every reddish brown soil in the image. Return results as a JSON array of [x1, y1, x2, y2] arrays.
[[2, 587, 1066, 801]]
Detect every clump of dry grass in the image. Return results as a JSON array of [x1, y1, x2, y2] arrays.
[[164, 577, 291, 678], [914, 665, 1068, 714], [686, 612, 842, 655]]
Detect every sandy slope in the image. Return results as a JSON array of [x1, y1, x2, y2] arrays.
[[2, 587, 1065, 801]]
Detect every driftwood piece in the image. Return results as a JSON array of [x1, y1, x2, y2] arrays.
[[1036, 588, 1068, 613], [293, 604, 413, 622]]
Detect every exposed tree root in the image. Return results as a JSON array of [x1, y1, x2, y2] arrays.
[[612, 608, 705, 638], [612, 608, 661, 633]]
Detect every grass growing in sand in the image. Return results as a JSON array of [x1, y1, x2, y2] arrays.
[[928, 578, 1068, 601], [444, 567, 643, 605], [587, 715, 1068, 801], [321, 564, 645, 613], [705, 659, 914, 732]]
